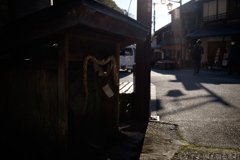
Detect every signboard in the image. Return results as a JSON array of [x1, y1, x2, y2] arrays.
[[222, 53, 229, 66]]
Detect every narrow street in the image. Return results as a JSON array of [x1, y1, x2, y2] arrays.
[[151, 68, 240, 150], [98, 68, 240, 159]]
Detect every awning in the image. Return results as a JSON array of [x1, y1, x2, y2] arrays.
[[151, 44, 161, 49], [186, 24, 240, 38]]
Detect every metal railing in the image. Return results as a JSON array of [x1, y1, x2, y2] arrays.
[[203, 10, 240, 23]]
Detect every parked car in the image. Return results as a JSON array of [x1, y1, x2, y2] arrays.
[[119, 45, 136, 72]]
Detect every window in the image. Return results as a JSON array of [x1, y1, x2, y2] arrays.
[[218, 0, 227, 14], [120, 48, 133, 56], [228, 0, 240, 19], [209, 0, 217, 16]]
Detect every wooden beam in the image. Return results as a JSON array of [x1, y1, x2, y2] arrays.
[[58, 35, 69, 155]]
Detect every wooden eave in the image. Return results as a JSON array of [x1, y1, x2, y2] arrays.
[[0, 0, 149, 53]]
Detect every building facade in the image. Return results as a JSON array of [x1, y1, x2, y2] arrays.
[[155, 0, 240, 69], [187, 0, 240, 68], [154, 0, 200, 68]]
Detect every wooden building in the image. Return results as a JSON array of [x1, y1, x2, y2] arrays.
[[0, 0, 148, 158], [187, 0, 240, 68], [154, 0, 199, 68]]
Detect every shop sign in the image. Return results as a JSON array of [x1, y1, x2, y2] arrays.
[[222, 53, 229, 66]]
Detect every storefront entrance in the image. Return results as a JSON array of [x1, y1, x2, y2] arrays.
[[207, 41, 226, 67]]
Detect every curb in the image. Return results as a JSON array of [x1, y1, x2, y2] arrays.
[[150, 83, 158, 118]]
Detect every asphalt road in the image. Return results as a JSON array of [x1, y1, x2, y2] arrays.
[[119, 70, 134, 82], [151, 68, 240, 150], [120, 68, 240, 150]]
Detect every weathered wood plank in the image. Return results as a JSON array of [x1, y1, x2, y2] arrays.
[[6, 68, 58, 156], [126, 87, 134, 94], [58, 35, 69, 155], [119, 82, 129, 90], [119, 82, 133, 94], [0, 67, 8, 146]]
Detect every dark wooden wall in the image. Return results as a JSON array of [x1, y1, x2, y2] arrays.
[[0, 34, 120, 158], [0, 66, 59, 158]]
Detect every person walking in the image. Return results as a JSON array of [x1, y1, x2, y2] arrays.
[[192, 39, 204, 75], [228, 38, 240, 75]]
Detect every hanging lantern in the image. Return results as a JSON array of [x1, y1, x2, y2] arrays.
[[161, 0, 166, 4], [167, 3, 173, 10]]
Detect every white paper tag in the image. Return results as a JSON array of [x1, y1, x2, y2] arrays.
[[102, 84, 114, 98]]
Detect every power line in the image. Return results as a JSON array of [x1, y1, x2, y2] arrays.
[[127, 0, 133, 16]]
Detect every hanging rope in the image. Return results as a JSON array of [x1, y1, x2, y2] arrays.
[[83, 55, 118, 112]]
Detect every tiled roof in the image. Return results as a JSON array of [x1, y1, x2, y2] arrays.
[[186, 24, 240, 37]]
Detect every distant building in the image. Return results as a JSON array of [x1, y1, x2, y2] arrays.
[[154, 0, 199, 68], [154, 0, 240, 69], [187, 0, 240, 68]]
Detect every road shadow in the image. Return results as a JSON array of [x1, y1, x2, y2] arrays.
[[166, 90, 185, 97], [119, 71, 132, 79], [151, 99, 163, 113], [151, 68, 240, 117], [91, 119, 148, 160]]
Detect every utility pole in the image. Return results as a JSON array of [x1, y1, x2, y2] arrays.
[[180, 0, 182, 68], [128, 0, 133, 16], [153, 2, 157, 34], [135, 0, 152, 121]]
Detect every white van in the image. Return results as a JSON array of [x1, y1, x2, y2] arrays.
[[119, 45, 136, 72]]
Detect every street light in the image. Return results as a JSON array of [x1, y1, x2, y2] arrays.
[[167, 3, 173, 10], [161, 0, 183, 68], [161, 0, 166, 4]]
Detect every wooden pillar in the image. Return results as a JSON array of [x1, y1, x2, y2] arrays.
[[113, 43, 120, 132], [58, 35, 69, 155], [135, 0, 152, 121]]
